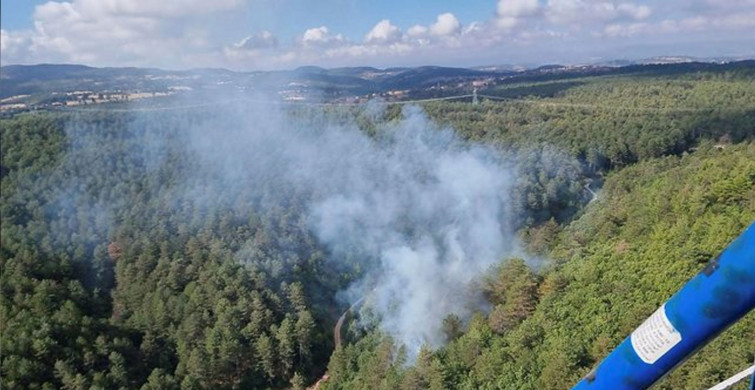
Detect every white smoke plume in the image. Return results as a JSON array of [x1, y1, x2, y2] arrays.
[[308, 107, 516, 353], [181, 101, 521, 357], [60, 97, 541, 361]]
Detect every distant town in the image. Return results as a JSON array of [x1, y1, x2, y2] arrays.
[[2, 57, 751, 114]]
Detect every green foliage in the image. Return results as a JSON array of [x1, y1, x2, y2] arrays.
[[485, 259, 541, 334], [2, 66, 754, 389], [422, 71, 755, 170], [325, 143, 755, 389], [1, 112, 335, 388]]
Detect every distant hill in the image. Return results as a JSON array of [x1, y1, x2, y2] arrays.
[[0, 63, 502, 100], [2, 60, 753, 102]]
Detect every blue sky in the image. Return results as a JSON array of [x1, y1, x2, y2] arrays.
[[1, 0, 754, 70]]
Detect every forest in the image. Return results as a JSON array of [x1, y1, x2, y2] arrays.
[[1, 65, 754, 390]]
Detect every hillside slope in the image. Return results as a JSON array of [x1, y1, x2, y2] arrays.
[[324, 143, 755, 390]]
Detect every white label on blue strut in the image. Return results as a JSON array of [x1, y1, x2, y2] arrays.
[[630, 304, 682, 364]]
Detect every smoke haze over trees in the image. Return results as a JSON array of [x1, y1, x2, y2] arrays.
[[2, 65, 754, 389]]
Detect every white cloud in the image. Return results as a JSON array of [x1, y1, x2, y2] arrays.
[[430, 13, 462, 36], [301, 26, 346, 47], [325, 42, 414, 59], [46, 0, 242, 18], [703, 0, 755, 10], [407, 25, 429, 38], [366, 20, 402, 44], [1, 0, 754, 70], [463, 21, 485, 36], [546, 1, 651, 25], [712, 11, 755, 28], [603, 10, 755, 38], [1, 0, 242, 66], [603, 22, 649, 37], [234, 30, 279, 50], [497, 0, 540, 17], [547, 0, 603, 24], [496, 0, 541, 29], [364, 19, 401, 44], [618, 3, 652, 19], [403, 13, 463, 48], [1, 29, 26, 58]]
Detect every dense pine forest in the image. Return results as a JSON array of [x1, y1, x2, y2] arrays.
[[2, 65, 754, 390]]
